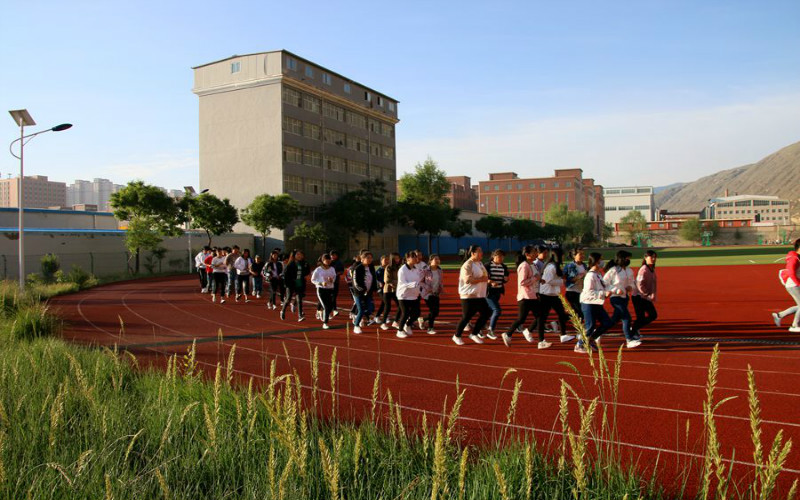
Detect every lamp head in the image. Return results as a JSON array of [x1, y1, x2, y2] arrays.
[[51, 123, 72, 132]]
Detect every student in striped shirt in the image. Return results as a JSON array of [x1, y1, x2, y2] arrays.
[[485, 249, 509, 340]]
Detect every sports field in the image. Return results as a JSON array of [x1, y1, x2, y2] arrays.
[[440, 245, 792, 269], [50, 259, 800, 495]]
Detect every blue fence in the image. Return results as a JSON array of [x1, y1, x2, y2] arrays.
[[399, 235, 545, 256]]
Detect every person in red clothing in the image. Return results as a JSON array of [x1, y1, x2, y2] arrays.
[[631, 250, 658, 339], [773, 238, 800, 333]]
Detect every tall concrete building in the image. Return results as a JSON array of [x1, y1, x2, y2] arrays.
[[477, 169, 605, 234], [445, 176, 478, 211], [66, 178, 123, 211], [0, 175, 66, 208], [603, 186, 655, 225], [711, 194, 791, 224], [192, 50, 399, 248]]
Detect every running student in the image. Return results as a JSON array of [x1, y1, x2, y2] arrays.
[[234, 249, 253, 302], [538, 248, 574, 346], [380, 253, 402, 330], [281, 250, 310, 322], [374, 255, 388, 320], [224, 246, 240, 298], [454, 245, 490, 346], [264, 251, 284, 310], [603, 250, 641, 348], [563, 247, 588, 321], [330, 251, 344, 317], [575, 252, 613, 353], [396, 251, 422, 338], [251, 255, 265, 299], [210, 248, 228, 304], [195, 246, 212, 293], [485, 249, 509, 340], [502, 245, 541, 347], [773, 238, 800, 333], [351, 251, 377, 334], [421, 254, 444, 334], [632, 250, 658, 339], [311, 253, 337, 329]]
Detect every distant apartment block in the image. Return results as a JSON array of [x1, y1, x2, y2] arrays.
[[445, 176, 478, 211], [712, 195, 791, 224], [0, 175, 66, 208], [66, 178, 124, 212], [477, 169, 604, 234], [603, 186, 655, 225], [193, 50, 399, 247]]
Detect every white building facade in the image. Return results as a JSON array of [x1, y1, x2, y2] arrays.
[[603, 186, 655, 225], [712, 195, 791, 224]]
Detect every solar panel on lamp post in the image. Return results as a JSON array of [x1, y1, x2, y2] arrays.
[[8, 109, 72, 291]]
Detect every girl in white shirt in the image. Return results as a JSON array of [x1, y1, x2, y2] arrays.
[[453, 245, 490, 346], [311, 253, 337, 329], [210, 248, 228, 304], [602, 250, 640, 348], [396, 251, 422, 339], [233, 249, 253, 302], [537, 249, 573, 347], [575, 252, 613, 353]]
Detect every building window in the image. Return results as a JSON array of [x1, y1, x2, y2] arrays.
[[371, 144, 381, 156], [566, 182, 571, 187], [346, 136, 367, 152], [282, 116, 303, 136], [555, 193, 559, 203], [382, 169, 394, 182], [304, 66, 314, 78], [377, 96, 384, 107], [382, 146, 394, 159], [506, 184, 512, 190], [324, 155, 346, 173], [322, 73, 332, 85], [283, 146, 302, 164], [231, 61, 241, 73], [282, 87, 302, 107], [493, 185, 499, 191], [364, 91, 371, 102], [554, 182, 559, 188], [565, 193, 569, 204], [381, 123, 393, 137], [349, 160, 368, 176], [305, 179, 322, 195], [347, 112, 366, 129], [322, 102, 345, 121], [286, 57, 297, 71], [344, 83, 351, 94], [284, 174, 303, 192], [388, 102, 395, 112], [303, 150, 322, 167], [323, 129, 345, 146], [303, 94, 320, 113], [540, 183, 546, 188], [303, 122, 320, 141]]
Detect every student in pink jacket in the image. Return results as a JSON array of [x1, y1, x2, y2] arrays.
[[773, 239, 800, 333], [502, 245, 543, 347], [631, 250, 658, 339]]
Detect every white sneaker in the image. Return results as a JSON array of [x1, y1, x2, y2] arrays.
[[502, 332, 511, 347], [235, 295, 240, 302], [212, 295, 216, 303], [353, 326, 362, 334], [626, 339, 642, 348], [298, 316, 305, 322], [550, 321, 560, 333], [789, 326, 800, 333], [396, 330, 409, 339], [574, 344, 587, 354], [290, 303, 295, 313], [245, 297, 250, 303], [560, 334, 576, 343], [452, 335, 465, 346], [427, 328, 437, 335], [256, 293, 261, 299], [367, 317, 376, 326], [404, 325, 413, 336], [464, 324, 472, 332], [469, 334, 484, 344], [332, 310, 339, 317], [322, 323, 331, 330], [391, 321, 400, 329], [418, 317, 425, 329], [220, 298, 226, 304], [537, 341, 552, 349], [522, 329, 534, 343], [380, 323, 390, 331], [485, 329, 497, 340], [773, 313, 782, 327]]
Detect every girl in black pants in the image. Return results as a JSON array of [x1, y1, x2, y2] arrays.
[[453, 245, 490, 346], [281, 250, 310, 321], [502, 245, 541, 346], [380, 253, 403, 330], [537, 249, 570, 348], [631, 250, 658, 339], [264, 251, 284, 310], [423, 254, 444, 334]]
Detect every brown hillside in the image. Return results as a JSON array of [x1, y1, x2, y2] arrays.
[[654, 141, 800, 222]]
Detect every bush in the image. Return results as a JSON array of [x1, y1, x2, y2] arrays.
[[8, 302, 61, 340], [40, 253, 60, 282], [0, 281, 26, 317], [64, 265, 98, 289]]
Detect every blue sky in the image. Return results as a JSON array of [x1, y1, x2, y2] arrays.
[[2, 0, 799, 191]]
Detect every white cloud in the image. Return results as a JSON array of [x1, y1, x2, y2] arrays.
[[92, 150, 199, 190], [397, 93, 800, 187]]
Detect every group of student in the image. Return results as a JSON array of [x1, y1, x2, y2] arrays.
[[193, 242, 661, 352]]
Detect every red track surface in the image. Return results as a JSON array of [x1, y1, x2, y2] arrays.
[[51, 264, 800, 496]]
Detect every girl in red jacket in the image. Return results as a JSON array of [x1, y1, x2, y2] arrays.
[[632, 250, 658, 339], [773, 239, 800, 333]]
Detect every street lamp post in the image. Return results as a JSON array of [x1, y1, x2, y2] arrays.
[[8, 109, 72, 291]]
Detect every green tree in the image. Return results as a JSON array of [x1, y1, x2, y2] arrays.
[[241, 194, 301, 255], [187, 193, 239, 245], [509, 218, 541, 243], [396, 200, 455, 254], [601, 222, 615, 245], [397, 157, 450, 204], [290, 222, 328, 251], [322, 180, 395, 253], [544, 203, 595, 244], [447, 219, 473, 253], [679, 217, 703, 244], [111, 181, 185, 274], [619, 210, 649, 242], [475, 214, 507, 248]]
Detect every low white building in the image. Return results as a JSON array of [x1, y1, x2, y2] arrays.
[[603, 186, 654, 225], [711, 195, 791, 224]]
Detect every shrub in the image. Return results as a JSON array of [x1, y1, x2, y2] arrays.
[[40, 253, 60, 282], [8, 302, 61, 340], [0, 281, 25, 317], [65, 265, 98, 289]]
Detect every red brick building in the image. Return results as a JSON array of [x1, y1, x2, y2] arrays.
[[444, 176, 478, 211], [477, 169, 605, 234]]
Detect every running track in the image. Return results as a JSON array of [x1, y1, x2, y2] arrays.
[[50, 264, 800, 495]]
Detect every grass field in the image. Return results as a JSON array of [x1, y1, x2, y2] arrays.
[[441, 245, 792, 269]]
